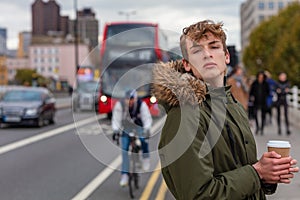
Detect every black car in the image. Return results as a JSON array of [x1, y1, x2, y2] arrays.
[[0, 87, 56, 128]]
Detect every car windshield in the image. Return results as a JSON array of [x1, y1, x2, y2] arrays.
[[77, 81, 98, 93], [2, 90, 42, 102]]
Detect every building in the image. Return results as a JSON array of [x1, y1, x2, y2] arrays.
[[0, 28, 7, 55], [29, 40, 91, 86], [69, 8, 99, 49], [31, 0, 68, 36], [240, 0, 300, 50], [0, 56, 8, 85], [6, 57, 30, 82], [17, 31, 32, 58]]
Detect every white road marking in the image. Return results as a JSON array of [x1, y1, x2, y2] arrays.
[[71, 155, 122, 200], [71, 116, 167, 200], [0, 115, 105, 155], [76, 123, 113, 136]]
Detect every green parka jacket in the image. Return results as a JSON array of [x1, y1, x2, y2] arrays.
[[152, 60, 276, 200]]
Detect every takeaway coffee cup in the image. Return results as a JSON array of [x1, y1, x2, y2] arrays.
[[267, 140, 291, 157]]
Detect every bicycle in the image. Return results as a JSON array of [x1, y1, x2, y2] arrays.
[[113, 130, 142, 199], [128, 130, 141, 199]]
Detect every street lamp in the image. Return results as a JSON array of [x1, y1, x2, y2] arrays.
[[118, 10, 136, 21], [74, 0, 79, 86]]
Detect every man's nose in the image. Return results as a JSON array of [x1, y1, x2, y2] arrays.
[[202, 47, 212, 58]]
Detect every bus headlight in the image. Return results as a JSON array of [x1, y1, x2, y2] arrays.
[[100, 95, 108, 103], [150, 96, 157, 104]]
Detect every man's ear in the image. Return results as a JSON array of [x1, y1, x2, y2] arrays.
[[225, 49, 230, 65], [182, 59, 191, 72]]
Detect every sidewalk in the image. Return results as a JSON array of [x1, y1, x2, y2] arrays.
[[252, 107, 300, 200]]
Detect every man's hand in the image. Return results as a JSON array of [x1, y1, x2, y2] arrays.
[[112, 131, 120, 145], [253, 151, 298, 184], [280, 159, 299, 183]]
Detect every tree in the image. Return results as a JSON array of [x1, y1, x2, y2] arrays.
[[15, 69, 49, 87], [243, 2, 300, 86], [15, 69, 37, 86]]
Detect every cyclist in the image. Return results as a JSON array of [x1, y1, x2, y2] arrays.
[[112, 89, 152, 187]]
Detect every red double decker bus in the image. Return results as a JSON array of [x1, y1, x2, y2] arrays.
[[98, 22, 169, 118]]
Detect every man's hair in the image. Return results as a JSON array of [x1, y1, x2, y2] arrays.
[[180, 20, 227, 61]]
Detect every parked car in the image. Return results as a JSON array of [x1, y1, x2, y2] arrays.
[[0, 87, 56, 128], [72, 81, 99, 112]]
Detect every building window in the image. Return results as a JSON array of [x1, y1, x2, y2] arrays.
[[258, 2, 265, 10], [48, 66, 52, 72], [259, 15, 265, 22], [268, 1, 274, 9], [278, 1, 284, 9]]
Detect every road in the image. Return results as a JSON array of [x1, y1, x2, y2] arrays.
[[0, 105, 174, 200], [1, 97, 298, 199]]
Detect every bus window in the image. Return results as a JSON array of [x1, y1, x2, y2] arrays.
[[98, 22, 169, 117]]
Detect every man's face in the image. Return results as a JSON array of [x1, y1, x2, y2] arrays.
[[125, 98, 134, 107], [184, 32, 230, 83], [279, 73, 287, 82]]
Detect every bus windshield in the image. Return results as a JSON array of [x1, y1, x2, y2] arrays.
[[102, 64, 153, 99], [106, 24, 155, 47]]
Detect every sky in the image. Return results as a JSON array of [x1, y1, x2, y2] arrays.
[[0, 0, 245, 51]]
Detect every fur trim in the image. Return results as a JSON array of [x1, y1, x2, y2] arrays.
[[152, 60, 206, 106]]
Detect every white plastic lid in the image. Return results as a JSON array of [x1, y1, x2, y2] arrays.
[[267, 140, 291, 148]]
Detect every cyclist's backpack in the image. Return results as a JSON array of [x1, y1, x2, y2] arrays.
[[121, 98, 143, 132]]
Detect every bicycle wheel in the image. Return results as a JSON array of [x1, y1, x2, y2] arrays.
[[134, 173, 139, 189]]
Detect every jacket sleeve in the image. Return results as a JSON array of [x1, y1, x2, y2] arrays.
[[140, 101, 152, 130], [112, 101, 122, 132], [159, 105, 262, 200]]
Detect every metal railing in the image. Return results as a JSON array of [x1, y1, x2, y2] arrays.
[[288, 86, 300, 109]]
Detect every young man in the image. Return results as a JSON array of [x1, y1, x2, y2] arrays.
[[112, 89, 152, 187], [153, 20, 298, 199]]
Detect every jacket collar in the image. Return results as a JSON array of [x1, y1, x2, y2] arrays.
[[152, 60, 207, 107]]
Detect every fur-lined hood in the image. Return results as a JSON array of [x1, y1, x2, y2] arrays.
[[152, 60, 207, 107]]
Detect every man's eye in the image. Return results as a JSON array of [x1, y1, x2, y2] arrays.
[[192, 49, 201, 54], [211, 45, 220, 49]]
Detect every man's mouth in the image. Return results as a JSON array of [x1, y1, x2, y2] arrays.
[[203, 62, 216, 68]]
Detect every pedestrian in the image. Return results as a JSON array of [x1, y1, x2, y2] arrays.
[[264, 70, 277, 125], [227, 65, 249, 111], [153, 19, 298, 200], [112, 89, 152, 187], [275, 72, 291, 135], [249, 71, 270, 135]]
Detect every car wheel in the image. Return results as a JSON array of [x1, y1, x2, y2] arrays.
[[107, 112, 112, 120], [49, 114, 55, 124], [0, 123, 5, 129], [36, 115, 44, 127]]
